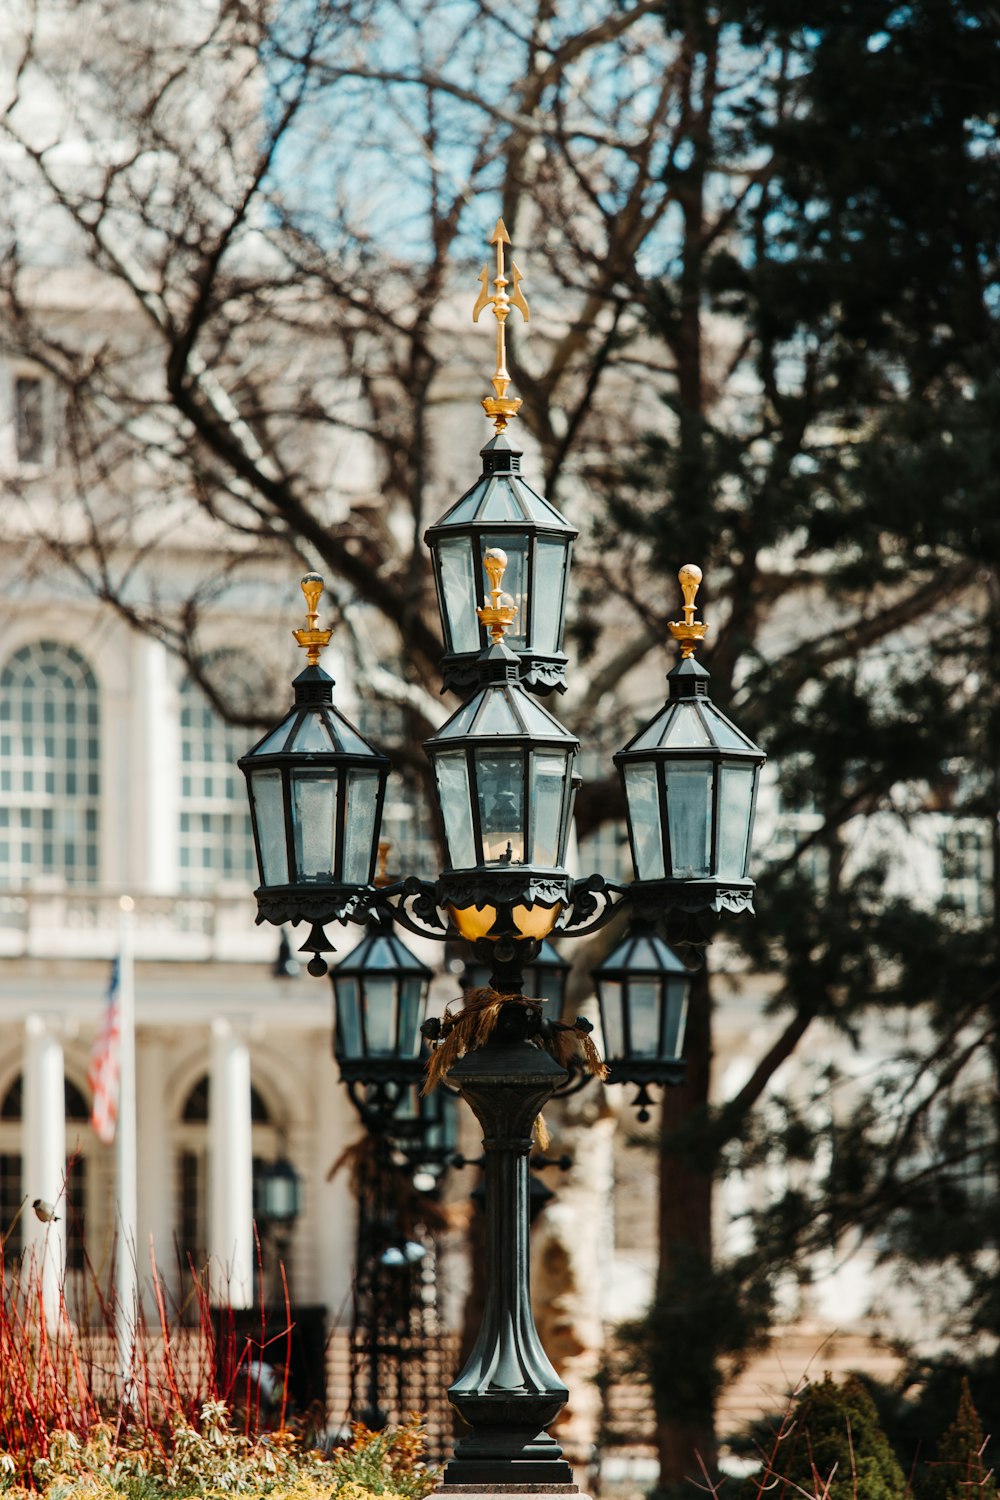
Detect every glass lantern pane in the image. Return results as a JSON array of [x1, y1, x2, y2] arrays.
[[363, 976, 397, 1055], [476, 749, 525, 863], [291, 771, 337, 881], [529, 750, 570, 866], [629, 981, 660, 1057], [335, 977, 363, 1059], [663, 979, 689, 1059], [599, 979, 625, 1059], [250, 769, 289, 886], [263, 1169, 299, 1222], [531, 539, 567, 653], [290, 714, 334, 752], [398, 978, 424, 1058], [624, 762, 665, 880], [718, 764, 756, 879], [662, 704, 712, 747], [664, 760, 713, 878], [434, 751, 477, 870], [343, 768, 381, 883], [439, 540, 480, 654], [482, 533, 528, 650], [474, 692, 521, 734]]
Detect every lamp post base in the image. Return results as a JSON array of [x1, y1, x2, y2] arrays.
[[435, 1487, 585, 1496], [440, 1428, 576, 1488]]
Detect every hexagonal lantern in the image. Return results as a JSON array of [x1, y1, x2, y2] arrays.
[[425, 434, 577, 696], [239, 575, 390, 932], [593, 926, 691, 1094], [330, 918, 433, 1086], [424, 549, 579, 944], [615, 566, 765, 916]]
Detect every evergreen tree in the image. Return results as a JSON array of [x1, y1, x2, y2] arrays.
[[920, 1379, 997, 1500], [615, 0, 1000, 1485], [763, 1375, 906, 1500]]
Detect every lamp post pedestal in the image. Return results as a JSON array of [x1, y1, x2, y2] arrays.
[[440, 1004, 576, 1491]]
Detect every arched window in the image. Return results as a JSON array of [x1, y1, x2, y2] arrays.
[[0, 641, 100, 887], [178, 671, 256, 891]]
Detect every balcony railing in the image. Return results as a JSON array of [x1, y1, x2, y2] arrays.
[[0, 886, 277, 963]]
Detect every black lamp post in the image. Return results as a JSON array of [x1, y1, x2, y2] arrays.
[[240, 219, 764, 1483]]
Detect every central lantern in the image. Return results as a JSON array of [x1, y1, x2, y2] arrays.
[[424, 547, 579, 942]]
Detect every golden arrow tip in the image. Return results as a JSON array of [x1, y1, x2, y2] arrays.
[[490, 218, 511, 245]]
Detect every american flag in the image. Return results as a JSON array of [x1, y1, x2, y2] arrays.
[[88, 958, 121, 1145]]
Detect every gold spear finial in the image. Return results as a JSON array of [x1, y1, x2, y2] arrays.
[[472, 217, 530, 435], [667, 564, 710, 659], [477, 547, 519, 644], [292, 572, 334, 666]]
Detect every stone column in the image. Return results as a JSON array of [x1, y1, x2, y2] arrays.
[[208, 1019, 254, 1308], [23, 1015, 66, 1324]]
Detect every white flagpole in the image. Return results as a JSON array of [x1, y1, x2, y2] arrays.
[[115, 894, 139, 1394]]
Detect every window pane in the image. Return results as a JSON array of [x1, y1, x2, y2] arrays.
[[482, 534, 528, 650], [531, 539, 567, 654], [363, 977, 397, 1055], [251, 770, 289, 886], [663, 980, 689, 1059], [15, 376, 44, 464], [397, 979, 424, 1059], [599, 980, 625, 1059], [0, 642, 100, 887], [665, 761, 713, 879], [179, 669, 257, 892], [343, 769, 381, 884], [629, 981, 660, 1057], [434, 752, 477, 870], [529, 751, 569, 866], [439, 540, 480, 653], [336, 977, 363, 1059], [476, 749, 525, 864], [718, 765, 755, 879], [291, 772, 338, 881], [624, 762, 664, 880]]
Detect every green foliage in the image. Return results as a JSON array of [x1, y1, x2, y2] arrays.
[[762, 1375, 907, 1500], [919, 1378, 997, 1500]]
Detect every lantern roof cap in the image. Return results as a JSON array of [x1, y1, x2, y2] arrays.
[[332, 919, 433, 982], [617, 691, 760, 758], [292, 662, 335, 704], [426, 671, 579, 748], [424, 451, 575, 538], [595, 926, 689, 979]]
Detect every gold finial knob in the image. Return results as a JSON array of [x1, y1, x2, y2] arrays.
[[476, 546, 519, 645], [292, 572, 334, 666], [472, 218, 530, 435], [667, 563, 709, 659]]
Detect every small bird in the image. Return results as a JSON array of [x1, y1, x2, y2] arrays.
[[32, 1198, 60, 1223]]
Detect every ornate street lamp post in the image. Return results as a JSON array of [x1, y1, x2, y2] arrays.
[[240, 219, 764, 1486]]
